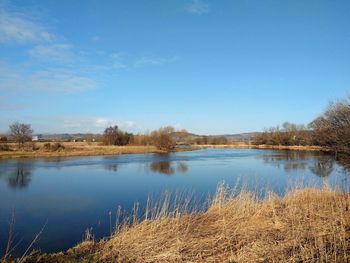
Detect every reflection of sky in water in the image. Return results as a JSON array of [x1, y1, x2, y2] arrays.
[[0, 149, 349, 256]]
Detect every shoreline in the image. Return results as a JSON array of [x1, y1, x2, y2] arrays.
[[195, 144, 328, 152], [0, 143, 330, 160], [0, 144, 199, 160]]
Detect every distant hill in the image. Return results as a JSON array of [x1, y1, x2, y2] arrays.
[[35, 133, 100, 141], [215, 132, 261, 140], [34, 132, 260, 142], [186, 132, 259, 140]]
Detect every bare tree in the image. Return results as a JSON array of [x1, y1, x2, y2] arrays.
[[252, 122, 311, 146], [103, 126, 132, 146], [9, 122, 33, 148], [175, 129, 189, 144], [310, 97, 350, 155], [150, 126, 176, 151]]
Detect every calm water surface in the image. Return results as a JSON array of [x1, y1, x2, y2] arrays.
[[0, 149, 349, 256]]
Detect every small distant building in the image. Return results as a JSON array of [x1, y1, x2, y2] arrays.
[[32, 135, 44, 141]]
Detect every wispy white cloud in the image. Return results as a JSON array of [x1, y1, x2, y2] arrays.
[[1, 116, 137, 133], [91, 35, 102, 42], [0, 96, 27, 111], [29, 70, 96, 92], [134, 56, 179, 67], [61, 117, 137, 133], [185, 0, 210, 15], [0, 61, 96, 93], [101, 53, 179, 70], [109, 52, 128, 69], [28, 44, 74, 63], [0, 8, 54, 44]]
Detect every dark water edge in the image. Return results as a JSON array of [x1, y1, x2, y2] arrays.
[[0, 149, 349, 257]]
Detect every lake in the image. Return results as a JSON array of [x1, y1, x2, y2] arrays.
[[0, 148, 349, 257]]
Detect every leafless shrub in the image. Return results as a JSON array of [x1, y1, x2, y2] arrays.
[[42, 142, 65, 152], [150, 126, 176, 151], [103, 126, 132, 146]]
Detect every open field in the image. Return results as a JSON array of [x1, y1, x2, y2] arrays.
[[16, 185, 350, 263], [0, 142, 198, 159]]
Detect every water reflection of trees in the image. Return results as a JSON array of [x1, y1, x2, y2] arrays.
[[149, 162, 188, 176], [0, 161, 34, 189], [150, 161, 174, 175], [309, 156, 334, 178], [146, 153, 189, 176], [102, 156, 121, 173], [259, 151, 313, 173], [104, 163, 119, 172], [338, 155, 350, 170], [260, 151, 317, 162], [258, 151, 337, 178]]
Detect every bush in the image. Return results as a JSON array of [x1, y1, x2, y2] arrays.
[[150, 126, 176, 151], [42, 142, 65, 152], [21, 142, 39, 152], [43, 143, 51, 151], [0, 143, 10, 151], [103, 126, 132, 146], [51, 142, 65, 151]]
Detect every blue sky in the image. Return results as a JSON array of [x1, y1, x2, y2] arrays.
[[0, 0, 349, 135]]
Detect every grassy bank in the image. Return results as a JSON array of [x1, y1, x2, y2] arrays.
[[0, 142, 326, 160], [0, 142, 198, 159], [17, 185, 350, 263], [197, 144, 326, 152]]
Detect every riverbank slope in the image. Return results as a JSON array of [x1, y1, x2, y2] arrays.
[[18, 186, 350, 263], [0, 142, 198, 159], [0, 142, 329, 160]]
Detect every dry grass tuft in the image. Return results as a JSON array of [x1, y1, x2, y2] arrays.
[[18, 185, 350, 263], [92, 185, 350, 262]]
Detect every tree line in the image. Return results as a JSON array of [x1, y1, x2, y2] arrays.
[[0, 123, 179, 152], [252, 96, 350, 155], [1, 96, 349, 154]]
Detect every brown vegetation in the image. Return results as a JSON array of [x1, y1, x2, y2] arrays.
[[252, 96, 350, 158], [193, 135, 229, 145], [310, 97, 350, 155], [103, 126, 132, 146], [8, 122, 33, 148], [0, 142, 165, 159], [18, 185, 350, 263], [150, 126, 176, 151], [252, 122, 311, 146], [42, 142, 65, 152]]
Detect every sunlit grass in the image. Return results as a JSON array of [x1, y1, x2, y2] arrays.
[[0, 142, 197, 159], [16, 183, 350, 263]]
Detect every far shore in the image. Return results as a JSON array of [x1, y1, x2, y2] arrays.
[[196, 143, 327, 151], [0, 142, 330, 160], [0, 142, 198, 160]]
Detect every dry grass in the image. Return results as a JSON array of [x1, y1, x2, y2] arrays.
[[251, 145, 326, 152], [0, 142, 172, 159], [197, 144, 325, 152], [20, 185, 350, 263]]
